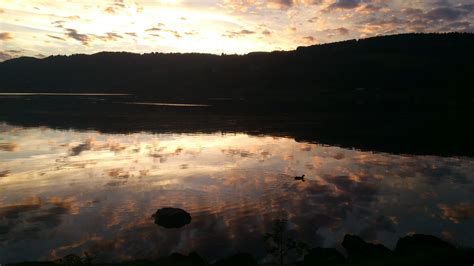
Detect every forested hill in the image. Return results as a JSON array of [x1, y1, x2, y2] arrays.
[[1, 33, 473, 108]]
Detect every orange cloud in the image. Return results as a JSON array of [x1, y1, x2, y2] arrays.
[[0, 32, 13, 41]]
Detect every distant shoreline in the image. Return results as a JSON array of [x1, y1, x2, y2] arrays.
[[0, 93, 130, 96]]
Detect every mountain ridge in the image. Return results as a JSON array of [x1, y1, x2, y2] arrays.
[[0, 32, 473, 111]]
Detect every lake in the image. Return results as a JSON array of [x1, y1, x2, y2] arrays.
[[1, 123, 473, 264]]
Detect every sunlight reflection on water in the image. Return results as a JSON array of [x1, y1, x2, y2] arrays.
[[0, 124, 473, 263]]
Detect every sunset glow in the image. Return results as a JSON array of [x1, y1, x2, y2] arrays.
[[1, 0, 473, 60]]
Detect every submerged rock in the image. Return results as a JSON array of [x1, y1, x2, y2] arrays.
[[153, 207, 192, 228]]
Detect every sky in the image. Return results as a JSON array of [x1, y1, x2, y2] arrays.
[[1, 0, 474, 60]]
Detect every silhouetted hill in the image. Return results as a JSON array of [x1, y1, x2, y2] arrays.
[[1, 33, 473, 111], [1, 33, 473, 156]]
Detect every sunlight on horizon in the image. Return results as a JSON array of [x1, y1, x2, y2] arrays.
[[1, 0, 474, 60]]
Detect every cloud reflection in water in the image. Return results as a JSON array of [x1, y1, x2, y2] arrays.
[[0, 125, 473, 263]]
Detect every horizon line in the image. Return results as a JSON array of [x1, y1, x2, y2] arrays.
[[2, 31, 473, 63]]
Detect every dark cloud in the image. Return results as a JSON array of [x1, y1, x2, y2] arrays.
[[355, 2, 474, 36], [223, 29, 256, 38], [0, 142, 19, 151], [146, 25, 181, 38], [0, 197, 77, 245], [185, 30, 198, 36], [62, 29, 125, 46], [104, 0, 127, 14], [125, 32, 137, 37], [96, 32, 123, 41], [438, 203, 474, 224], [0, 197, 42, 219], [5, 49, 21, 54], [336, 27, 350, 35], [418, 164, 469, 185], [47, 34, 66, 41], [359, 215, 397, 240], [0, 32, 13, 41], [0, 52, 12, 61], [0, 170, 10, 177], [307, 16, 318, 23], [438, 21, 472, 32], [146, 27, 163, 32], [426, 7, 463, 21], [52, 20, 65, 28], [268, 0, 294, 9], [70, 140, 93, 155], [303, 36, 316, 43], [359, 3, 386, 13], [328, 0, 362, 10], [65, 28, 91, 46], [221, 148, 255, 157]]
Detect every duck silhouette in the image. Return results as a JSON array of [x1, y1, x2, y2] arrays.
[[294, 174, 305, 182]]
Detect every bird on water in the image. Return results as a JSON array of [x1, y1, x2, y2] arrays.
[[294, 174, 305, 182]]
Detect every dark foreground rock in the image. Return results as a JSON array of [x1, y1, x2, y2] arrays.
[[303, 247, 345, 266], [153, 207, 192, 228], [394, 234, 474, 266], [7, 234, 474, 266], [213, 253, 258, 266], [342, 234, 393, 260]]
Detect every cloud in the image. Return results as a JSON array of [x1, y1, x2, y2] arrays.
[[0, 32, 13, 41], [308, 16, 319, 23], [0, 170, 10, 177], [267, 0, 294, 9], [146, 24, 182, 38], [5, 49, 22, 54], [146, 27, 164, 32], [438, 203, 474, 224], [328, 0, 362, 10], [104, 0, 127, 14], [69, 138, 127, 156], [62, 29, 125, 46], [52, 20, 66, 28], [65, 28, 92, 46], [0, 142, 19, 151], [96, 32, 123, 41], [302, 35, 316, 43], [336, 27, 349, 35], [359, 215, 397, 240], [223, 29, 256, 38], [0, 197, 42, 219], [185, 30, 198, 36], [47, 34, 66, 41], [426, 7, 463, 21], [0, 196, 80, 243], [104, 7, 117, 14], [0, 52, 12, 61]]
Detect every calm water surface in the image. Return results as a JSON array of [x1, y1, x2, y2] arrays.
[[0, 123, 473, 263]]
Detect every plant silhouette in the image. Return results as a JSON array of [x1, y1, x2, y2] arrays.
[[263, 219, 310, 266]]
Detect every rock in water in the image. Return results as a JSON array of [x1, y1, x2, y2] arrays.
[[153, 207, 192, 228]]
